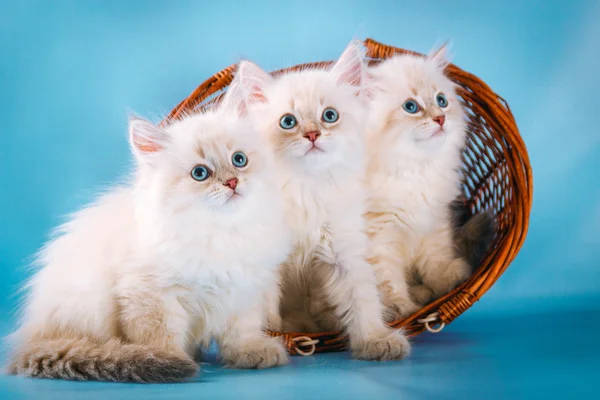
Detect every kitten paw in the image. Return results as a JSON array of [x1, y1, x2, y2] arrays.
[[221, 337, 289, 369], [431, 258, 472, 297], [425, 258, 472, 298], [409, 284, 435, 305], [448, 257, 472, 285], [383, 298, 420, 322], [351, 329, 411, 361]]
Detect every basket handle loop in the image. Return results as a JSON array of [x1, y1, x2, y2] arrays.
[[417, 312, 446, 333], [292, 336, 320, 356]]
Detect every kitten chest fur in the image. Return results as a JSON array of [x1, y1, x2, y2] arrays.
[[133, 192, 286, 336], [278, 162, 366, 262], [369, 157, 462, 237]]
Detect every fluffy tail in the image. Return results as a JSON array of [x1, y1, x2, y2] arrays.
[[450, 199, 496, 268], [8, 337, 198, 383], [455, 211, 496, 268]]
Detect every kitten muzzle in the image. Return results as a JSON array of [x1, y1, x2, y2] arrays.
[[303, 130, 321, 143], [432, 115, 445, 127], [223, 177, 238, 191]]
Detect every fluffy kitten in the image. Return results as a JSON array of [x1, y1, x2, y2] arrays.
[[365, 45, 475, 320], [230, 40, 410, 360], [7, 91, 292, 382]]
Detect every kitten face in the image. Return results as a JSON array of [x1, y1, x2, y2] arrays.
[[370, 46, 465, 154], [130, 106, 270, 213], [228, 40, 368, 172], [164, 114, 267, 210], [254, 72, 362, 169]]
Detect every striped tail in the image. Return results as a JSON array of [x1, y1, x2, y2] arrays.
[[455, 211, 496, 268], [8, 337, 198, 383]]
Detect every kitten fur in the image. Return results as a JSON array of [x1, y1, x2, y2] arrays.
[[365, 45, 474, 320], [7, 92, 292, 382], [231, 40, 410, 360], [450, 198, 496, 269]]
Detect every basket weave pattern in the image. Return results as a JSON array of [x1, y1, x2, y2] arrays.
[[163, 38, 533, 355]]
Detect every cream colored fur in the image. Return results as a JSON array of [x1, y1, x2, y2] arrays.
[[7, 93, 292, 382], [365, 45, 471, 321], [231, 41, 410, 360]]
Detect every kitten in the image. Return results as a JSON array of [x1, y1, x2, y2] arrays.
[[365, 45, 475, 320], [230, 40, 410, 360], [7, 90, 292, 382]]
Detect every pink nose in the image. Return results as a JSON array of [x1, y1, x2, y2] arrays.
[[304, 130, 321, 143], [433, 115, 445, 127], [224, 178, 238, 190]]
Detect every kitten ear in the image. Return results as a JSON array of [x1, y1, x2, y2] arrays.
[[128, 117, 169, 162], [221, 60, 272, 116], [427, 41, 453, 70], [330, 40, 367, 87]]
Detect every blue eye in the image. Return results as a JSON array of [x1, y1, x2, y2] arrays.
[[436, 93, 448, 108], [322, 108, 339, 123], [280, 114, 297, 129], [403, 99, 420, 114], [232, 151, 248, 168], [191, 165, 211, 181]]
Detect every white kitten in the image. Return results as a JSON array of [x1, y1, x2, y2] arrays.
[[365, 45, 471, 320], [7, 91, 292, 382], [231, 41, 410, 360]]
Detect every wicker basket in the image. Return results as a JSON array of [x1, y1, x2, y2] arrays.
[[163, 38, 533, 356]]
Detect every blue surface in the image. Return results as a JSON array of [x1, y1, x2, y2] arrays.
[[1, 1, 599, 399]]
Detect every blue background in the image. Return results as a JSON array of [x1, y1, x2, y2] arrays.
[[1, 1, 599, 399]]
